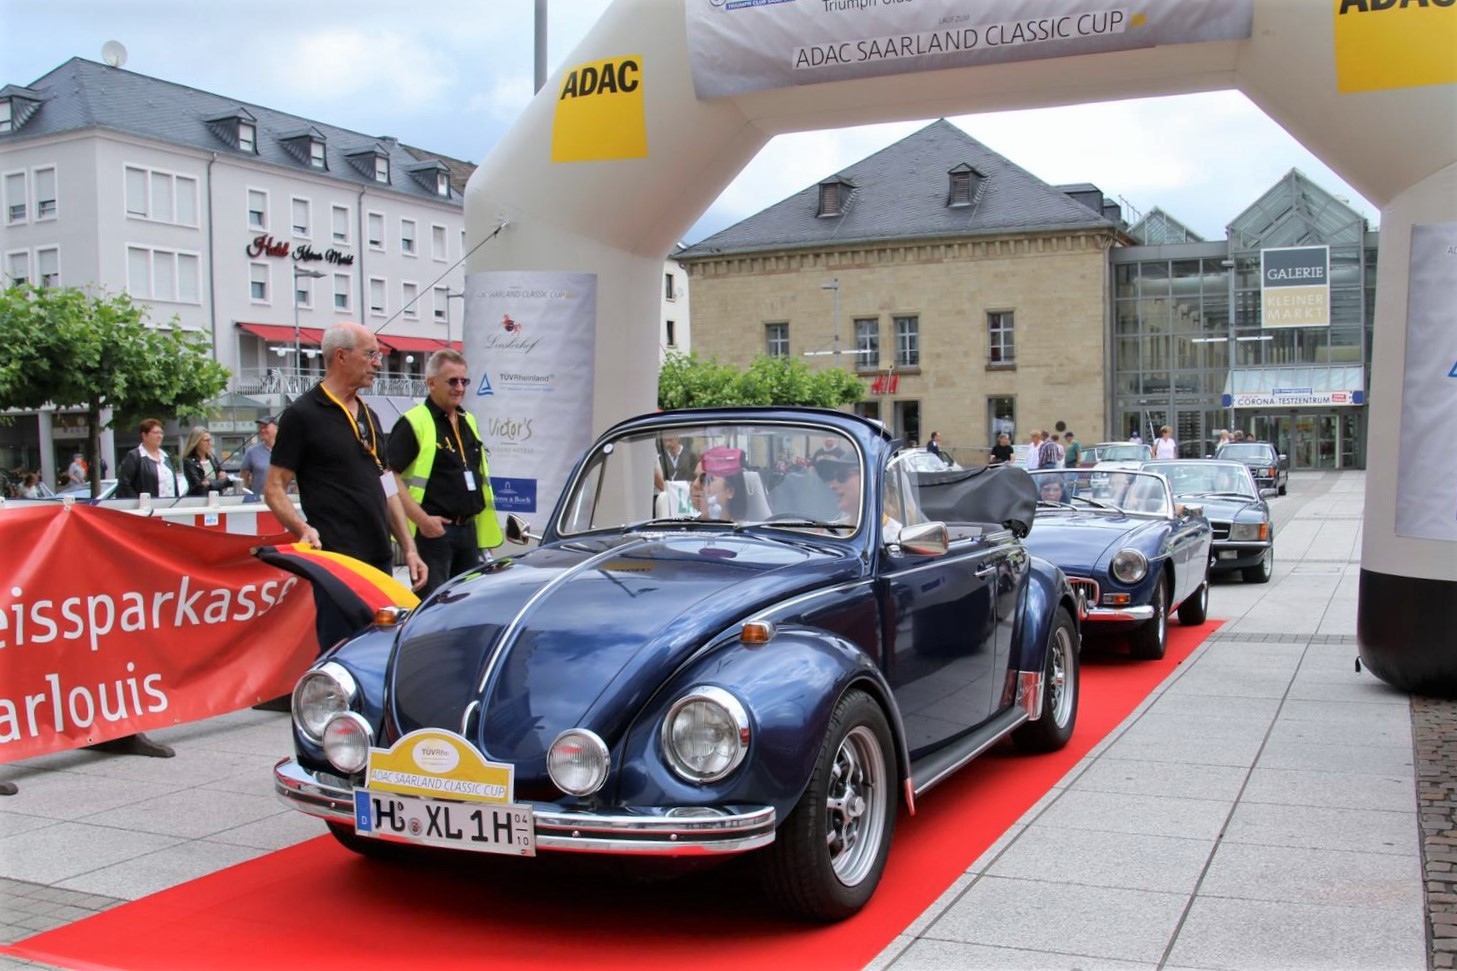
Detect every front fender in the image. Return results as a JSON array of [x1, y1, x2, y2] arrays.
[[291, 623, 398, 771], [1013, 556, 1079, 676], [613, 625, 907, 822]]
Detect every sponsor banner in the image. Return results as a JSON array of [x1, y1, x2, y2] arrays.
[[464, 272, 597, 520], [1224, 389, 1363, 408], [1396, 222, 1457, 542], [552, 55, 647, 162], [685, 0, 1254, 99], [0, 505, 318, 763], [1335, 0, 1457, 94], [1261, 245, 1330, 328]]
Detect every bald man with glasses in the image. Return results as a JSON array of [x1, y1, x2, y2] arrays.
[[387, 348, 503, 598], [266, 321, 426, 588]]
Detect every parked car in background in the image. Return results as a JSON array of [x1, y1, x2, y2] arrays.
[[1214, 441, 1289, 496], [1085, 442, 1155, 470], [892, 447, 962, 473], [1141, 460, 1274, 583], [1022, 468, 1211, 660], [274, 408, 1082, 922], [54, 478, 120, 501]]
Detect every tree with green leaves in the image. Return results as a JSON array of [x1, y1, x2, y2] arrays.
[[0, 284, 230, 494], [658, 351, 864, 410]]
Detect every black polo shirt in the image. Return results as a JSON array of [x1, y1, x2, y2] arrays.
[[272, 384, 392, 568], [386, 398, 487, 521]]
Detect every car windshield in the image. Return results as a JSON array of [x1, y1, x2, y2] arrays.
[[1029, 469, 1172, 517], [1217, 443, 1274, 461], [558, 421, 879, 536], [1146, 462, 1256, 498]]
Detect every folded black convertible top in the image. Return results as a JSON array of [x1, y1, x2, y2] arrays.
[[911, 464, 1037, 538]]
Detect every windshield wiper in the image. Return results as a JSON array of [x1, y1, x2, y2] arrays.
[[734, 519, 853, 533], [1183, 491, 1254, 499], [632, 517, 733, 529], [1069, 495, 1115, 509]]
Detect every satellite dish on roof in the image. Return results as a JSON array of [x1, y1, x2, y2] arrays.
[[101, 41, 127, 68]]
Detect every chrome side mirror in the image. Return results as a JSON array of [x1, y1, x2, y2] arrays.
[[894, 521, 949, 556], [505, 514, 540, 545]]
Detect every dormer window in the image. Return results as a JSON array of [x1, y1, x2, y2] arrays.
[[238, 121, 256, 154], [817, 176, 854, 217], [375, 157, 389, 183], [279, 127, 328, 170], [436, 171, 449, 197], [0, 100, 11, 134], [947, 163, 985, 208], [206, 108, 258, 153], [0, 85, 47, 134], [309, 140, 325, 169]]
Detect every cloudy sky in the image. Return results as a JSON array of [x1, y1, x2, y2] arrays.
[[1, 0, 1379, 244]]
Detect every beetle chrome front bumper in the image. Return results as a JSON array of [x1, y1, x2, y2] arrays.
[[1082, 604, 1156, 623], [274, 757, 776, 856]]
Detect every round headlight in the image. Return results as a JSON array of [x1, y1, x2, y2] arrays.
[[547, 729, 610, 796], [1110, 548, 1148, 584], [292, 662, 358, 742], [662, 686, 749, 784], [321, 712, 372, 774]]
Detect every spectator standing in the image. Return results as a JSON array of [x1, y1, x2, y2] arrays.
[[116, 418, 180, 500], [66, 453, 88, 487], [387, 349, 502, 598], [1027, 430, 1044, 470], [1063, 431, 1081, 468], [238, 415, 277, 502], [1038, 429, 1064, 470], [989, 432, 1015, 465], [1215, 428, 1232, 449], [1232, 429, 1247, 442], [1154, 425, 1178, 459], [1129, 427, 1144, 445], [656, 433, 699, 486], [265, 322, 426, 587], [19, 472, 40, 499], [926, 431, 951, 466], [181, 427, 235, 496]]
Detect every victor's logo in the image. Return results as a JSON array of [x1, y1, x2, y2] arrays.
[[502, 314, 522, 334]]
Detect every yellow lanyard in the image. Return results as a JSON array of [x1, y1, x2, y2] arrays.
[[445, 412, 469, 467], [320, 384, 382, 471]]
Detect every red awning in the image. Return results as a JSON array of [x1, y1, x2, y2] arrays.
[[237, 323, 326, 346], [376, 334, 450, 355]]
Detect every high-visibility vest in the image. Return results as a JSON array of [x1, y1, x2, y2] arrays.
[[400, 404, 503, 549]]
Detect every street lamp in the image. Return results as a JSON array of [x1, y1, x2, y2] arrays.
[[292, 267, 326, 377]]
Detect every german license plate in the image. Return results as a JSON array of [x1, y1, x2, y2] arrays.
[[353, 790, 536, 856]]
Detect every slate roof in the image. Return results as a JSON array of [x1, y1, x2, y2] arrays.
[[1, 57, 461, 207], [678, 119, 1119, 259]]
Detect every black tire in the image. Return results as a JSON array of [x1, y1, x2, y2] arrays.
[[1128, 574, 1168, 660], [1242, 546, 1274, 584], [1177, 571, 1209, 626], [1277, 480, 1287, 496], [759, 689, 896, 922], [1013, 607, 1079, 753]]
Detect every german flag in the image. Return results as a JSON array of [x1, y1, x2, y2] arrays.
[[254, 543, 419, 653]]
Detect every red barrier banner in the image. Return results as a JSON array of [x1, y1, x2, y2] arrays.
[[0, 504, 318, 763]]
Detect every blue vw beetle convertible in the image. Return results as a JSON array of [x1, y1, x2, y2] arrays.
[[274, 408, 1081, 921]]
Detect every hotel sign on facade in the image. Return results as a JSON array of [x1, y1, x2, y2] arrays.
[[1261, 245, 1330, 327]]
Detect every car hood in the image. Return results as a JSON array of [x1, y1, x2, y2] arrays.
[[1022, 512, 1162, 574], [1178, 495, 1263, 521], [384, 531, 859, 764]]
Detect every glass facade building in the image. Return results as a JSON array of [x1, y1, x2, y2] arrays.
[[1109, 171, 1375, 468]]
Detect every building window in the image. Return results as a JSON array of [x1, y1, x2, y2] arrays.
[[238, 121, 256, 153], [431, 224, 447, 261], [665, 319, 677, 348], [374, 156, 389, 184], [4, 171, 25, 223], [436, 172, 449, 197], [248, 189, 267, 230], [291, 198, 311, 238], [854, 317, 879, 370], [295, 274, 314, 309], [0, 100, 11, 134], [125, 166, 196, 225], [402, 281, 419, 318], [124, 167, 146, 217], [368, 277, 385, 316], [33, 167, 56, 219], [334, 273, 350, 311], [433, 286, 449, 321], [664, 272, 676, 301], [400, 219, 416, 256], [949, 171, 972, 207], [127, 246, 200, 303], [893, 315, 919, 367], [766, 321, 789, 358], [987, 396, 1016, 446], [309, 140, 326, 169], [331, 205, 350, 244], [249, 262, 269, 302], [36, 247, 58, 288], [817, 181, 846, 217], [367, 212, 384, 250], [988, 311, 1015, 365], [6, 250, 30, 284]]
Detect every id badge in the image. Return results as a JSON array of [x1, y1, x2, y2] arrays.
[[464, 470, 478, 491], [381, 470, 399, 498]]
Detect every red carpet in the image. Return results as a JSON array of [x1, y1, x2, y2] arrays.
[[5, 623, 1218, 971]]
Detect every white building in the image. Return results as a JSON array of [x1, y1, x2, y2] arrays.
[[1, 57, 470, 481]]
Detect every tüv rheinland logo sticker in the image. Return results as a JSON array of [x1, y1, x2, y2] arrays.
[[476, 373, 494, 396]]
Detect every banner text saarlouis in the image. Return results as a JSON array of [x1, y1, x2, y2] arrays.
[[0, 504, 319, 762]]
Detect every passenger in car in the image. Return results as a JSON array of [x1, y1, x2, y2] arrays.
[[693, 446, 748, 521]]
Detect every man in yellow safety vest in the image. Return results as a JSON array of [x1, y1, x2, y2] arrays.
[[386, 349, 503, 598]]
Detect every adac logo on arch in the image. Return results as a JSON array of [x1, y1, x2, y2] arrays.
[[1334, 0, 1457, 93]]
